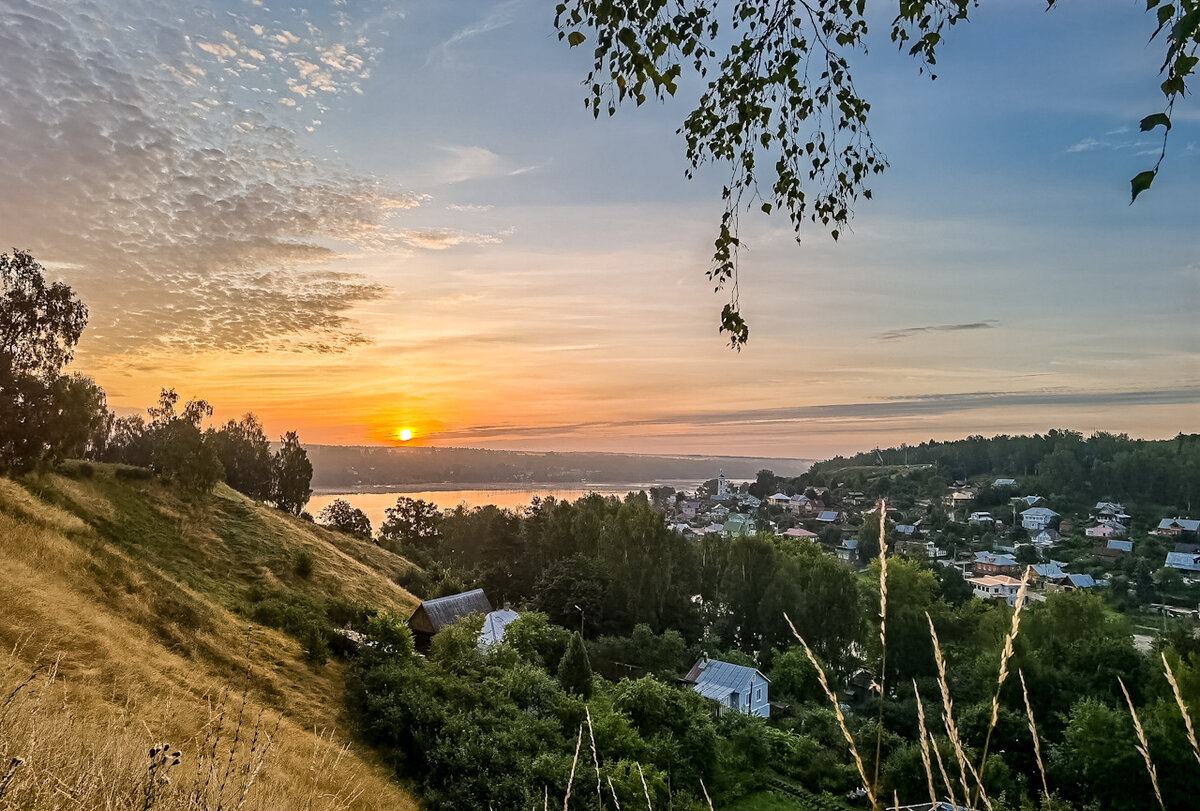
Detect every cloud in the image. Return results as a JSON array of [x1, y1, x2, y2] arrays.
[[874, 321, 999, 341], [1067, 137, 1101, 153], [431, 0, 524, 65], [0, 0, 420, 359], [429, 386, 1200, 442]]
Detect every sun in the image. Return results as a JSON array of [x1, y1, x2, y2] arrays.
[[396, 428, 413, 442]]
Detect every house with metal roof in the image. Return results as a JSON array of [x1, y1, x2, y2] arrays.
[[723, 513, 755, 538], [1031, 561, 1068, 581], [968, 575, 1024, 606], [478, 608, 520, 648], [973, 552, 1020, 576], [836, 538, 859, 564], [816, 510, 841, 523], [1020, 506, 1059, 531], [1158, 518, 1200, 536], [407, 588, 493, 650], [1031, 528, 1060, 547], [1107, 539, 1134, 553], [993, 478, 1016, 487], [683, 656, 770, 717], [1165, 551, 1200, 573]]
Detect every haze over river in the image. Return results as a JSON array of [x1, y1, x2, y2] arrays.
[[309, 481, 707, 530]]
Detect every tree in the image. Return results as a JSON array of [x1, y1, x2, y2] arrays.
[[317, 497, 372, 539], [557, 631, 594, 698], [272, 431, 313, 515], [209, 413, 273, 500], [0, 249, 89, 470], [142, 389, 223, 494], [378, 496, 442, 553], [46, 374, 110, 460], [555, 2, 1199, 346]]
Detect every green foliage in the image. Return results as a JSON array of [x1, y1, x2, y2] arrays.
[[316, 497, 372, 539], [208, 413, 273, 500], [294, 549, 314, 579], [557, 632, 594, 698], [378, 496, 441, 554], [272, 430, 312, 515], [1, 250, 90, 471], [365, 610, 414, 660]]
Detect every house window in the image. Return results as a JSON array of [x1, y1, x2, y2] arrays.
[[756, 688, 762, 702]]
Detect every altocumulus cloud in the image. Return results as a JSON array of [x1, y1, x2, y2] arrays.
[[0, 0, 426, 358]]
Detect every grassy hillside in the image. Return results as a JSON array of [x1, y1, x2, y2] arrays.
[[0, 464, 422, 810]]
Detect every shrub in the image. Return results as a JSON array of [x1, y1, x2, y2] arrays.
[[294, 550, 314, 579]]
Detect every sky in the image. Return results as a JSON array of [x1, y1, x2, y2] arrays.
[[1, 0, 1197, 460]]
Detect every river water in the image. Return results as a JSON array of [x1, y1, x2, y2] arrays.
[[308, 481, 701, 530]]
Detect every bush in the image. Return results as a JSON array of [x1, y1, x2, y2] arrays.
[[294, 550, 314, 579]]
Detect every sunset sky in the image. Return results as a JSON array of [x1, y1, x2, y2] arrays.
[[2, 0, 1197, 459]]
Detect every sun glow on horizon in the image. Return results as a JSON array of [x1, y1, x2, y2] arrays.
[[397, 428, 413, 442]]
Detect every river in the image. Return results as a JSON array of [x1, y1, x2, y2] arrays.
[[308, 481, 703, 530]]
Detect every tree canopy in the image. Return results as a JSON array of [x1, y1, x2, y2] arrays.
[[555, 1, 1200, 346]]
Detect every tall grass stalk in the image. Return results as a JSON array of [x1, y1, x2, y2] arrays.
[[585, 707, 602, 810], [873, 498, 888, 804], [927, 727, 959, 810], [1119, 676, 1164, 810], [912, 681, 938, 808], [636, 762, 652, 810], [1019, 669, 1049, 798], [926, 612, 973, 804], [563, 725, 583, 811], [607, 776, 621, 810], [972, 565, 1030, 807], [785, 613, 877, 809], [1162, 652, 1200, 769], [699, 777, 713, 811]]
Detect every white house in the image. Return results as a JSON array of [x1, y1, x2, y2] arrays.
[[684, 656, 770, 717], [768, 492, 791, 506], [968, 575, 1024, 607], [1021, 507, 1059, 531], [968, 511, 994, 525]]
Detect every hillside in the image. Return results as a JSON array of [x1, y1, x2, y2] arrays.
[[0, 464, 422, 810]]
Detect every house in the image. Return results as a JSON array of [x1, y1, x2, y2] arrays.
[[1031, 561, 1068, 582], [699, 522, 726, 535], [1021, 507, 1059, 531], [1094, 502, 1130, 521], [768, 492, 791, 506], [684, 656, 770, 717], [723, 514, 755, 538], [710, 504, 731, 520], [1086, 520, 1127, 539], [816, 510, 841, 523], [1165, 551, 1200, 573], [968, 511, 994, 525], [973, 552, 1020, 577], [993, 478, 1016, 487], [1158, 518, 1200, 537], [968, 575, 1024, 606], [737, 494, 762, 510], [478, 608, 520, 648], [680, 500, 700, 519], [781, 527, 819, 540], [895, 524, 918, 537], [836, 538, 859, 564], [1106, 539, 1134, 553], [899, 540, 947, 560], [1030, 528, 1060, 547], [408, 588, 493, 650]]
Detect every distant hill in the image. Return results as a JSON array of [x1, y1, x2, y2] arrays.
[[305, 444, 812, 491], [0, 466, 421, 810]]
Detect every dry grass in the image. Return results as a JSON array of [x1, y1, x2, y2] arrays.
[[1119, 676, 1164, 810], [1162, 652, 1200, 770], [1019, 669, 1049, 798], [0, 470, 420, 811]]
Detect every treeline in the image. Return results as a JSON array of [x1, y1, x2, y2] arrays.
[[808, 430, 1200, 511], [1, 249, 312, 511]]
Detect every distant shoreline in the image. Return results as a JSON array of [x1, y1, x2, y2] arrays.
[[312, 479, 707, 496]]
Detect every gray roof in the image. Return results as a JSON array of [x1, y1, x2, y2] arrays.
[[1032, 563, 1066, 579], [415, 588, 492, 631], [1107, 539, 1133, 552], [685, 657, 768, 702], [993, 478, 1016, 486], [974, 552, 1019, 567], [478, 608, 520, 647], [896, 524, 917, 534], [816, 510, 839, 522], [1159, 518, 1200, 532], [1166, 552, 1200, 572], [1065, 574, 1097, 588], [1021, 507, 1058, 518]]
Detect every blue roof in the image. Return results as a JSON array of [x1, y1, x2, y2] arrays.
[[842, 538, 858, 550], [1107, 539, 1133, 552], [1166, 551, 1200, 572], [974, 552, 1019, 567], [1066, 574, 1096, 588], [896, 525, 916, 534], [478, 609, 520, 647], [816, 510, 839, 522], [685, 658, 768, 701], [1032, 563, 1066, 579]]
